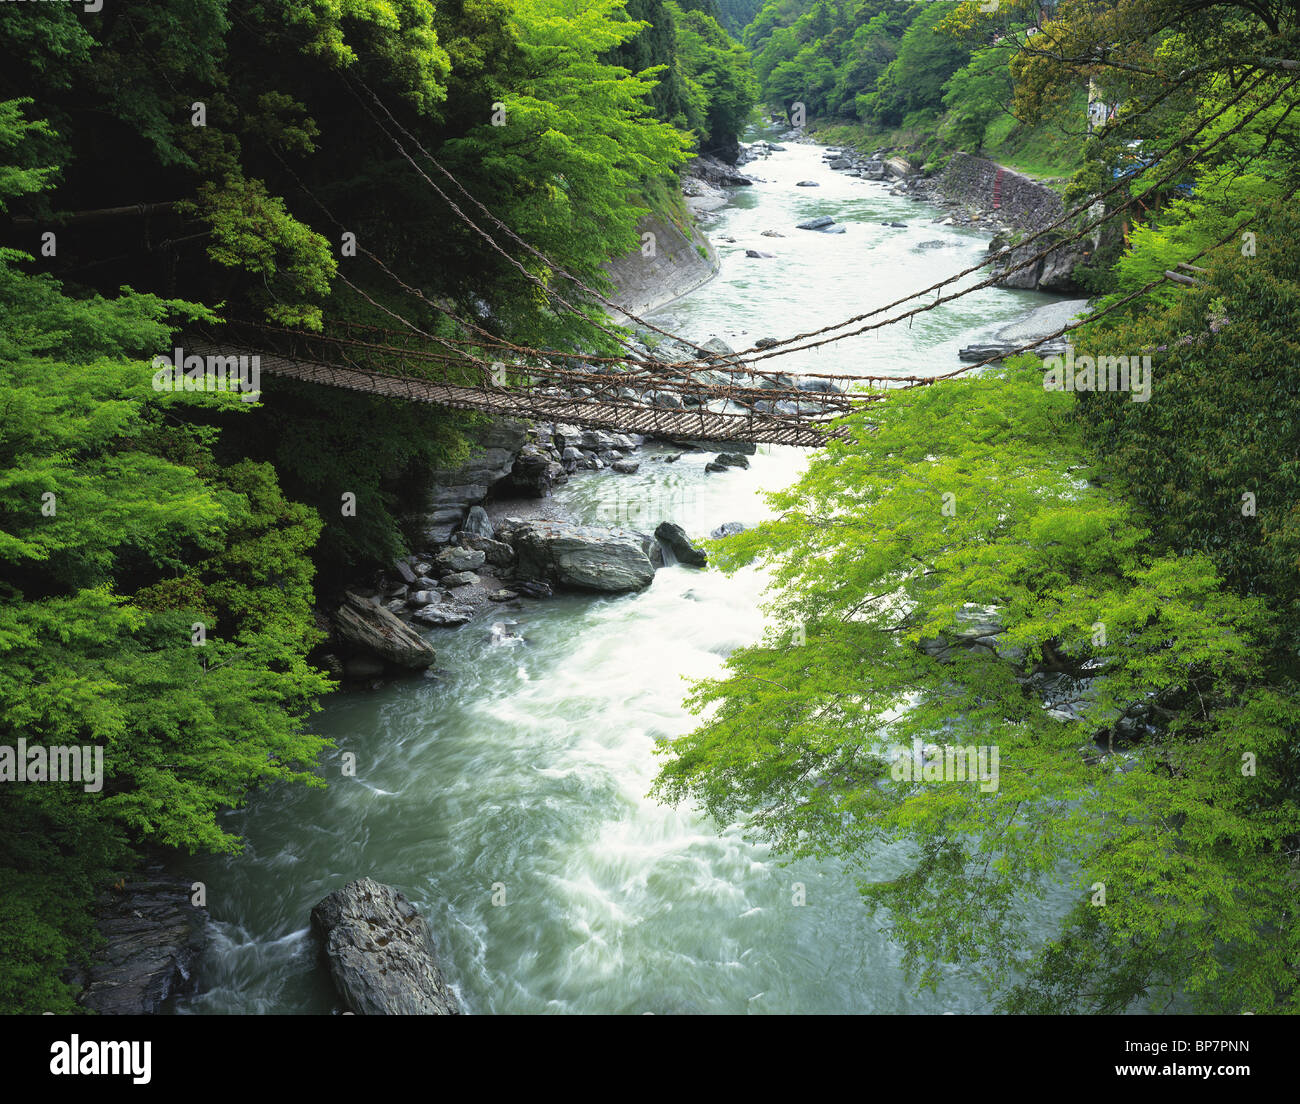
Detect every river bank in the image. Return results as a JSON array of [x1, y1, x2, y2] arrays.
[[71, 156, 749, 1014], [791, 133, 1111, 295], [314, 135, 1093, 693]]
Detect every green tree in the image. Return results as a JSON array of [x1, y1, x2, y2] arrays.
[[652, 211, 1300, 1010], [941, 43, 1013, 151], [865, 3, 969, 126], [0, 102, 333, 1012], [669, 1, 760, 154]]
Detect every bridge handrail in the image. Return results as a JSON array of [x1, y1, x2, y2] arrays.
[[195, 320, 882, 415]]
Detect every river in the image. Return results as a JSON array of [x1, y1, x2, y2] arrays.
[[176, 136, 1077, 1015]]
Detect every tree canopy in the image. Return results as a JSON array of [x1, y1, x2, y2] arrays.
[[654, 0, 1300, 1013], [0, 0, 758, 1012]]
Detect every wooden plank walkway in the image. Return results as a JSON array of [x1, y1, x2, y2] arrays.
[[195, 345, 851, 447]]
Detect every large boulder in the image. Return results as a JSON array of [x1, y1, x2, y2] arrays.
[[76, 871, 206, 1014], [959, 341, 1066, 364], [423, 507, 467, 546], [796, 216, 836, 231], [431, 418, 528, 491], [576, 428, 620, 451], [663, 437, 757, 455], [411, 602, 473, 628], [796, 377, 844, 394], [712, 452, 750, 470], [335, 591, 436, 669], [510, 520, 657, 593], [458, 534, 516, 571], [432, 484, 489, 509], [420, 419, 529, 542], [685, 152, 753, 187], [654, 522, 707, 567], [1037, 240, 1088, 292], [435, 546, 486, 574], [506, 443, 568, 498], [311, 879, 460, 1015], [697, 337, 735, 359], [991, 232, 1087, 293], [461, 506, 494, 540]]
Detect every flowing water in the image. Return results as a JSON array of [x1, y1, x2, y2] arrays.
[[178, 137, 1077, 1015]]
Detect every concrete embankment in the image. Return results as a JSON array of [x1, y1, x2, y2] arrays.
[[936, 153, 1067, 230], [601, 154, 754, 321], [926, 153, 1114, 294], [602, 212, 719, 323]]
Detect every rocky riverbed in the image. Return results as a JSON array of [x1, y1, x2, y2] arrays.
[[767, 131, 1104, 295], [315, 417, 739, 683]]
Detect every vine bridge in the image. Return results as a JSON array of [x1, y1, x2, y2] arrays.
[[193, 320, 887, 447], [180, 74, 1275, 449]]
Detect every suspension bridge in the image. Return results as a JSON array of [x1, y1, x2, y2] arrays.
[[192, 320, 881, 446], [183, 72, 1291, 447]]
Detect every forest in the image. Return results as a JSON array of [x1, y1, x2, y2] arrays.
[[0, 0, 755, 1012], [2, 0, 1299, 1020], [655, 0, 1300, 1013]]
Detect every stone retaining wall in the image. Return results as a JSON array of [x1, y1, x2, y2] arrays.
[[940, 152, 1064, 230]]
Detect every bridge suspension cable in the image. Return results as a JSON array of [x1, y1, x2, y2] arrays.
[[200, 173, 1286, 447], [265, 140, 887, 392], [350, 76, 718, 355], [704, 72, 1294, 371], [235, 65, 1297, 426], [349, 67, 1282, 375], [265, 142, 857, 400], [342, 76, 688, 367]]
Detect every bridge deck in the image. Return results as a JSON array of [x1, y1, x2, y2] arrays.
[[210, 348, 846, 447]]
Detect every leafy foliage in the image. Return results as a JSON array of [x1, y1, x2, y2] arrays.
[[654, 344, 1300, 1012], [0, 106, 332, 1013], [0, 0, 759, 1011], [1078, 202, 1300, 648], [669, 1, 761, 154]]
